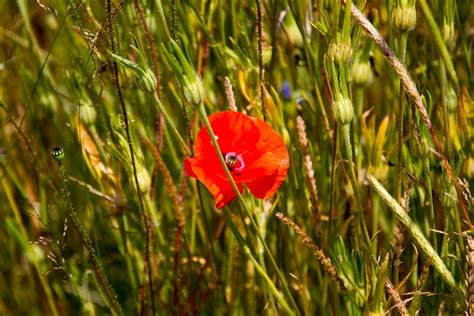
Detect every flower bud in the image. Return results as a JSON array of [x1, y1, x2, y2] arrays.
[[392, 5, 416, 32], [334, 97, 354, 125], [110, 51, 156, 94], [136, 67, 157, 94], [328, 39, 352, 64], [182, 75, 205, 106], [352, 61, 373, 86]]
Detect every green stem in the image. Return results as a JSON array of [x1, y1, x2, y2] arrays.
[[396, 32, 408, 202], [342, 124, 370, 245], [440, 62, 452, 158], [367, 175, 465, 304], [2, 178, 60, 316], [198, 103, 301, 315], [221, 208, 294, 315], [342, 0, 352, 41], [59, 166, 123, 316], [152, 92, 191, 155], [418, 0, 459, 89]]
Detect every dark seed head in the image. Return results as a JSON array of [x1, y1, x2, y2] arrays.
[[51, 146, 64, 162]]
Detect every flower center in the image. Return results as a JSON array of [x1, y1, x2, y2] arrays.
[[224, 152, 244, 172]]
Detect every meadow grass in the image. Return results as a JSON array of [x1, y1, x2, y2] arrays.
[[0, 0, 473, 314]]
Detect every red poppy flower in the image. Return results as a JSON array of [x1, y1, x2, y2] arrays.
[[185, 111, 289, 208]]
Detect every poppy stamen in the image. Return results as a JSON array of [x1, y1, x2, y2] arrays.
[[224, 152, 239, 171]]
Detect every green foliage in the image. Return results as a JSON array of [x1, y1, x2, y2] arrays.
[[0, 0, 473, 314]]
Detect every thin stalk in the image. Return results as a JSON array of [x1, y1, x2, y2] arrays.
[[198, 103, 301, 315], [440, 62, 452, 158], [346, 1, 473, 234], [327, 121, 338, 247], [353, 87, 364, 170], [221, 207, 294, 315], [152, 92, 191, 155], [367, 175, 466, 304], [341, 124, 370, 246], [255, 0, 265, 120], [154, 0, 171, 40], [196, 185, 229, 311], [417, 0, 459, 90], [2, 178, 60, 316], [105, 0, 155, 312], [58, 166, 123, 315], [396, 32, 407, 202]]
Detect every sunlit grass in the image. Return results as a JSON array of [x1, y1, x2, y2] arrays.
[[0, 0, 473, 314]]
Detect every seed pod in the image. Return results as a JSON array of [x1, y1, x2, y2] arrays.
[[392, 5, 417, 32], [352, 61, 373, 86], [51, 146, 65, 162], [334, 97, 354, 125]]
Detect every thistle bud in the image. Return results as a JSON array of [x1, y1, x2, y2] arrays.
[[352, 61, 373, 86], [328, 38, 352, 64], [392, 5, 417, 32], [334, 97, 354, 125]]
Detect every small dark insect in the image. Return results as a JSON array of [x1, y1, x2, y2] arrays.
[[51, 146, 65, 162]]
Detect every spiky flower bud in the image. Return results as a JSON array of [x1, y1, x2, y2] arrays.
[[334, 97, 354, 125], [352, 61, 373, 86], [392, 5, 417, 32], [328, 38, 352, 64]]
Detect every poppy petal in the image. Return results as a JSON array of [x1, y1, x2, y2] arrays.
[[252, 117, 289, 160], [246, 158, 289, 199], [195, 111, 260, 160], [238, 117, 289, 188], [185, 157, 243, 208], [236, 151, 282, 181]]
